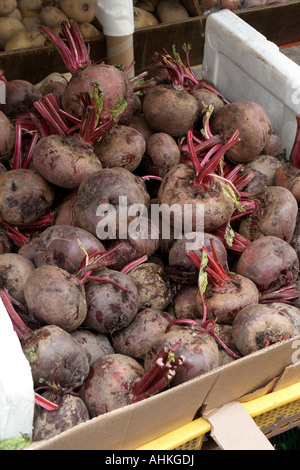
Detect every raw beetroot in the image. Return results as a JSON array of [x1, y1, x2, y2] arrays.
[[33, 224, 106, 274], [232, 303, 299, 355], [211, 101, 272, 163], [72, 168, 150, 239], [0, 252, 35, 304], [0, 79, 42, 118], [93, 124, 146, 172], [0, 168, 55, 226], [237, 186, 298, 243], [32, 391, 90, 441], [83, 268, 140, 334], [0, 110, 15, 162], [32, 133, 102, 189], [126, 262, 172, 311], [40, 20, 135, 124], [112, 308, 175, 360], [236, 235, 299, 292], [144, 324, 220, 387], [142, 83, 199, 137], [23, 264, 87, 332]]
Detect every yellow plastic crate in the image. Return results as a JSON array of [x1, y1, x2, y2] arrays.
[[136, 382, 300, 450]]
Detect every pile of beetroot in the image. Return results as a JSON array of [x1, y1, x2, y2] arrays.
[[0, 21, 300, 443]]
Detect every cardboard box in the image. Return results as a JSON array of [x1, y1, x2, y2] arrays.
[[1, 7, 299, 451], [28, 337, 300, 450], [25, 9, 300, 451]]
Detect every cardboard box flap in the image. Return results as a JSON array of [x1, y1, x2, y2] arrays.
[[30, 371, 217, 450], [203, 401, 274, 450], [30, 335, 299, 450], [273, 362, 300, 392], [201, 336, 299, 413], [239, 377, 280, 403]]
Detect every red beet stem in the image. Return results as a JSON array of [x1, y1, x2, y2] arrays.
[[34, 93, 70, 135], [259, 284, 299, 304], [34, 392, 58, 411], [40, 20, 92, 74], [120, 255, 148, 274], [132, 344, 184, 401], [22, 132, 39, 169], [0, 289, 30, 340], [85, 276, 130, 292]]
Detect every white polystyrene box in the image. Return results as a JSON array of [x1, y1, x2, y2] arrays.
[[202, 9, 300, 157], [0, 299, 35, 440]]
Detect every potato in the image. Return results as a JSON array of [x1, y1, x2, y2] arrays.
[[134, 7, 159, 28], [156, 0, 190, 23], [5, 27, 45, 51], [40, 6, 68, 27], [34, 71, 70, 97], [7, 7, 22, 20], [17, 0, 43, 17], [0, 0, 17, 16], [136, 0, 159, 12], [198, 0, 218, 9], [0, 17, 25, 49], [79, 22, 101, 40], [22, 17, 42, 28], [59, 0, 96, 24]]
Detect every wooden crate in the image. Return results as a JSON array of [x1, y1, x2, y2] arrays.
[[0, 1, 299, 82]]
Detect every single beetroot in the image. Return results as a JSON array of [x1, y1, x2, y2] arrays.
[[142, 83, 199, 137], [72, 168, 150, 239], [126, 262, 172, 311], [144, 324, 219, 387], [71, 328, 114, 365], [0, 293, 90, 390], [0, 168, 55, 226], [0, 252, 35, 304], [167, 285, 199, 319], [211, 101, 272, 163], [168, 232, 228, 285], [187, 242, 260, 324], [238, 186, 298, 243], [0, 110, 15, 162], [40, 20, 135, 124], [0, 79, 42, 118], [262, 128, 282, 157], [112, 308, 175, 360], [80, 345, 184, 416], [24, 264, 88, 332], [33, 224, 106, 274], [157, 146, 237, 232], [32, 391, 90, 442], [242, 154, 282, 194], [236, 235, 299, 292], [83, 268, 140, 334], [144, 132, 181, 178], [232, 303, 298, 355], [93, 124, 146, 172]]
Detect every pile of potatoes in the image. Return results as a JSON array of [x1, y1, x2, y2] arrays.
[[133, 0, 293, 27], [0, 0, 195, 52], [0, 0, 102, 52], [133, 0, 193, 29]]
